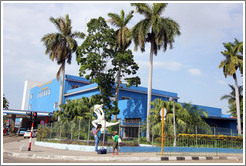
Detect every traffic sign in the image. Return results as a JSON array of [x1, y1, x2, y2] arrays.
[[40, 120, 45, 125]]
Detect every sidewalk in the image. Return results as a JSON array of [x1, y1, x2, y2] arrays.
[[3, 138, 243, 162]]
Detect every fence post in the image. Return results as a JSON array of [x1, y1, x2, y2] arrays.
[[60, 122, 62, 140], [87, 119, 90, 145], [102, 119, 106, 146], [49, 123, 52, 139], [138, 121, 140, 145], [214, 127, 216, 135], [71, 121, 73, 140], [152, 124, 154, 146], [195, 125, 197, 147], [78, 120, 81, 141], [118, 119, 121, 137]]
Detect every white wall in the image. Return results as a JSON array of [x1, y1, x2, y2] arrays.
[[21, 80, 43, 110]]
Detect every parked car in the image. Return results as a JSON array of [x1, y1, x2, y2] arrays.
[[24, 129, 37, 138], [17, 128, 27, 136]]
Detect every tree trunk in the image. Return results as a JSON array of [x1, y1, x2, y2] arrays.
[[233, 73, 241, 135], [146, 42, 154, 142], [113, 67, 121, 121], [58, 63, 65, 121]]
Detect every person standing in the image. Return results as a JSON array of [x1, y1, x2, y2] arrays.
[[112, 131, 119, 155], [94, 124, 102, 153]]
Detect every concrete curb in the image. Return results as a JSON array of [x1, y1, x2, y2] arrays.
[[3, 150, 159, 161], [160, 156, 243, 161], [4, 150, 243, 162]]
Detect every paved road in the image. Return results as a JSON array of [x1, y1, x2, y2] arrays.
[[3, 134, 26, 144], [2, 134, 243, 164]]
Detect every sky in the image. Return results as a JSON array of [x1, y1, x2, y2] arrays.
[[2, 1, 244, 115]]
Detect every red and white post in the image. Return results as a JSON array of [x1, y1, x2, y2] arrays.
[[28, 121, 34, 151]]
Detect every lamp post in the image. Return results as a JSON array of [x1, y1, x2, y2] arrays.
[[170, 97, 176, 147]]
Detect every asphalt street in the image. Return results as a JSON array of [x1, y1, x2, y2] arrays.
[[2, 134, 244, 164]]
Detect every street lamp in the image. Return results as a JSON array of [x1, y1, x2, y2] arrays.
[[170, 97, 176, 147]]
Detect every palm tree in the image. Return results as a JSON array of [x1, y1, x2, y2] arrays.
[[108, 10, 134, 120], [131, 3, 181, 141], [182, 103, 211, 134], [219, 39, 243, 134], [150, 99, 189, 144], [54, 97, 94, 121], [221, 84, 243, 119], [41, 14, 85, 114]]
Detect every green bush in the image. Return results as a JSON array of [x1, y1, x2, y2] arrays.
[[37, 127, 50, 141]]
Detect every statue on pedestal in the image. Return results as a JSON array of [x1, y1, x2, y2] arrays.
[[92, 104, 120, 133]]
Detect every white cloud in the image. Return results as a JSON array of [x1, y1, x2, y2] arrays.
[[188, 68, 202, 76], [137, 60, 187, 71], [217, 79, 227, 85]]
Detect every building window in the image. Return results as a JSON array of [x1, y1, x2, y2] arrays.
[[54, 102, 58, 109], [48, 89, 51, 95], [45, 90, 48, 96], [125, 127, 139, 138], [30, 94, 33, 99], [124, 118, 141, 123], [72, 85, 80, 89], [29, 104, 32, 110], [122, 96, 131, 100]]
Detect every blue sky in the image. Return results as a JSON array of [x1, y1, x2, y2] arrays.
[[2, 2, 244, 115]]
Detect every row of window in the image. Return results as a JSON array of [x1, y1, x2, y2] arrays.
[[37, 89, 51, 98]]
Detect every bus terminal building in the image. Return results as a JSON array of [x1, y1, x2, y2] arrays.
[[22, 74, 238, 138]]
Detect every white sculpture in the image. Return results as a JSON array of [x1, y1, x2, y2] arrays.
[[92, 104, 120, 133]]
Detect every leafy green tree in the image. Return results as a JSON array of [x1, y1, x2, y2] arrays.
[[3, 94, 9, 109], [221, 84, 243, 121], [219, 39, 243, 134], [76, 17, 117, 120], [108, 10, 141, 120], [41, 14, 85, 113], [131, 3, 181, 141]]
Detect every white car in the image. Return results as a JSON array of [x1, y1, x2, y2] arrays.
[[24, 129, 37, 138]]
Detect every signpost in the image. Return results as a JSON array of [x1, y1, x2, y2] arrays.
[[40, 120, 45, 125]]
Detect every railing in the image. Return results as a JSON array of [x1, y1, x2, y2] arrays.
[[36, 120, 243, 156]]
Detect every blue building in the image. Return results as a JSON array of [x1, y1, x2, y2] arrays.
[[27, 74, 237, 138]]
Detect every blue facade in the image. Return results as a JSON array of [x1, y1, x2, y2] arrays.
[[28, 74, 237, 137]]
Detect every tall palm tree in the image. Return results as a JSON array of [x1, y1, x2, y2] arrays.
[[131, 3, 181, 141], [41, 14, 85, 113], [108, 10, 134, 120], [219, 39, 243, 134], [221, 84, 243, 119]]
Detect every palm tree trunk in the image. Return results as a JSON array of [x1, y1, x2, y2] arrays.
[[146, 41, 154, 142], [58, 63, 65, 121], [113, 67, 121, 121], [233, 73, 241, 135]]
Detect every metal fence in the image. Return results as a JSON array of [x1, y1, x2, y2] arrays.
[[37, 120, 243, 156]]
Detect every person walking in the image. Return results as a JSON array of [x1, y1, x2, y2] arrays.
[[94, 124, 102, 153], [112, 131, 119, 155]]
